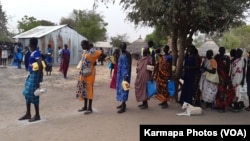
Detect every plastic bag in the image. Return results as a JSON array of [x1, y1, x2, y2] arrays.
[[147, 80, 157, 98], [122, 80, 130, 91], [206, 70, 219, 84], [82, 67, 92, 76], [168, 80, 175, 97], [34, 88, 47, 96], [76, 60, 82, 69]]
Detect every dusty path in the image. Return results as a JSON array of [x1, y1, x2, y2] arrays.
[[0, 62, 250, 141]]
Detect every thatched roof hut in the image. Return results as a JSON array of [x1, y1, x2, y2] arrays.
[[127, 36, 147, 55], [198, 39, 219, 57]]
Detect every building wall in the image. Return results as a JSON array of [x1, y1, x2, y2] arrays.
[[17, 26, 87, 65]]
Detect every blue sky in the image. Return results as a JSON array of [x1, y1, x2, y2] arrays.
[[1, 0, 153, 42]]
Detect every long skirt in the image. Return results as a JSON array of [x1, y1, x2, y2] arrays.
[[23, 72, 40, 105]]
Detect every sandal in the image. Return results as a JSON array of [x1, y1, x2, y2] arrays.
[[18, 114, 31, 120], [84, 110, 93, 115], [28, 115, 41, 122], [78, 107, 87, 112]]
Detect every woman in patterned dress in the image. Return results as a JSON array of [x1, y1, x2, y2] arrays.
[[153, 45, 172, 109], [76, 40, 102, 115], [116, 42, 132, 114]]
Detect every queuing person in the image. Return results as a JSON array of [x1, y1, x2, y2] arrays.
[[134, 47, 153, 109], [229, 49, 237, 77], [14, 42, 23, 69], [153, 46, 161, 78], [141, 40, 156, 66], [76, 40, 102, 115], [98, 47, 105, 65], [230, 48, 246, 111], [105, 50, 117, 79], [199, 50, 218, 110], [179, 45, 201, 105], [58, 46, 62, 64], [231, 49, 246, 89], [116, 42, 132, 114], [153, 45, 172, 109], [109, 48, 120, 89], [214, 47, 232, 112], [224, 48, 239, 110], [1, 43, 8, 66], [7, 43, 14, 65], [107, 57, 114, 78], [19, 38, 45, 122], [60, 44, 70, 78], [23, 46, 31, 71], [230, 49, 237, 62], [45, 44, 53, 76]]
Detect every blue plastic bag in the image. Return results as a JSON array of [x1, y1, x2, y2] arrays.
[[147, 80, 157, 98], [108, 62, 112, 69], [168, 80, 175, 97]]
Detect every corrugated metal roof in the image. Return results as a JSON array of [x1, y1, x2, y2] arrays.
[[94, 41, 112, 48], [13, 25, 67, 39]]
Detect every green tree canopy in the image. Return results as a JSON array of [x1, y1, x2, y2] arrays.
[[110, 33, 129, 47], [145, 25, 168, 47], [219, 25, 250, 51], [0, 2, 10, 41], [60, 9, 108, 42], [38, 20, 56, 26], [17, 15, 56, 32]]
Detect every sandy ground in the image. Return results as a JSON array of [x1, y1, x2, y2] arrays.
[[0, 61, 250, 141]]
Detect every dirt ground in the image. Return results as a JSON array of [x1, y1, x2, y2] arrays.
[[0, 61, 250, 141]]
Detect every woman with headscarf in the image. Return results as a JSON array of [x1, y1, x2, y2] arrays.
[[153, 45, 172, 109], [134, 47, 153, 109], [76, 40, 102, 114], [116, 42, 132, 114]]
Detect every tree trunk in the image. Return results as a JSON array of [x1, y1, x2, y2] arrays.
[[173, 34, 186, 102], [171, 27, 178, 67]]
